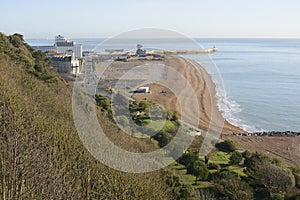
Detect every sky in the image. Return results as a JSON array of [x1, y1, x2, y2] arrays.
[[1, 0, 300, 39]]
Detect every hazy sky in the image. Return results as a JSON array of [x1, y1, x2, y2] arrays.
[[1, 0, 300, 39]]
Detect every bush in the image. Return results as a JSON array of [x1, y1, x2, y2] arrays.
[[208, 162, 221, 172], [230, 151, 243, 165], [215, 140, 238, 152], [187, 160, 209, 181], [213, 171, 253, 200], [242, 150, 252, 159], [177, 152, 199, 167], [291, 167, 300, 188], [166, 110, 178, 122], [271, 193, 285, 200], [152, 130, 172, 147], [245, 160, 293, 195]]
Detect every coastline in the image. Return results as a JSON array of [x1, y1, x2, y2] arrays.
[[133, 55, 244, 134]]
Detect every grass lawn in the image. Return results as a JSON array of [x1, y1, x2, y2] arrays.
[[147, 120, 175, 132], [209, 151, 248, 177], [169, 162, 210, 189], [228, 165, 247, 176], [209, 151, 230, 165]]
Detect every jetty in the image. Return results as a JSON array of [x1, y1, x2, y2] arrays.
[[105, 46, 218, 55], [148, 47, 218, 55]]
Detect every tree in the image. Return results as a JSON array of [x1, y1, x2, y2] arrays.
[[213, 171, 254, 200], [291, 166, 300, 188], [195, 189, 217, 200], [215, 140, 238, 152], [177, 152, 199, 167], [230, 151, 243, 165], [166, 110, 178, 122], [245, 160, 293, 196], [152, 130, 172, 147], [187, 160, 209, 181], [149, 104, 166, 120], [242, 150, 252, 159]]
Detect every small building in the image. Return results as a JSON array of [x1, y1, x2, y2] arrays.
[[152, 54, 164, 60], [136, 44, 147, 57], [114, 54, 130, 61], [135, 87, 150, 93]]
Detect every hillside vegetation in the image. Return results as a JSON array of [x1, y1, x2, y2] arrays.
[[0, 33, 171, 199], [1, 33, 299, 200]]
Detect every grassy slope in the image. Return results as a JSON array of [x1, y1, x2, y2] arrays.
[[0, 33, 171, 199]]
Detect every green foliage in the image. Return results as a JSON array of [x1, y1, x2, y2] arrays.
[[0, 32, 55, 81], [215, 139, 238, 152], [291, 166, 300, 188], [242, 150, 252, 159], [209, 151, 231, 165], [186, 160, 209, 181], [230, 151, 243, 165], [245, 156, 294, 195], [271, 193, 285, 200], [128, 99, 179, 145], [208, 162, 221, 172], [163, 171, 195, 200], [0, 39, 172, 199], [138, 100, 153, 112], [152, 130, 172, 147], [149, 104, 166, 120], [95, 94, 113, 119], [213, 171, 254, 200], [166, 109, 178, 122], [177, 152, 199, 167], [244, 152, 272, 169]]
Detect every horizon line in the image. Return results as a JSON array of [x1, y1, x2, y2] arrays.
[[25, 36, 300, 40]]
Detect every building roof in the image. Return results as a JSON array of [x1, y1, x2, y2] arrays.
[[51, 55, 72, 62]]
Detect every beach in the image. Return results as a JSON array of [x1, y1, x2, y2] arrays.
[[133, 55, 244, 134]]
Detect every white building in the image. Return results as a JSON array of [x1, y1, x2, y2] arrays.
[[135, 87, 150, 93], [54, 35, 83, 59], [32, 35, 83, 59]]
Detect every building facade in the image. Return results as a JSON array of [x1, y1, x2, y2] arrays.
[[54, 35, 83, 59], [51, 53, 79, 74], [32, 35, 83, 59]]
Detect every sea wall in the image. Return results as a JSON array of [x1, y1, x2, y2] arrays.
[[232, 131, 300, 137]]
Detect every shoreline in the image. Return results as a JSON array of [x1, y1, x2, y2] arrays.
[[133, 55, 245, 134]]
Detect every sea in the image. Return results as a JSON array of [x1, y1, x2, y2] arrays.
[[26, 38, 300, 132]]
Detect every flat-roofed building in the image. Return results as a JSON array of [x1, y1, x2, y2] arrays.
[[32, 35, 83, 59]]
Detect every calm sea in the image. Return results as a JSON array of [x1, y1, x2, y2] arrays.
[[26, 38, 300, 132]]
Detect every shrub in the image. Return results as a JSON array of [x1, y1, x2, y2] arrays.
[[152, 130, 172, 147], [242, 150, 252, 159], [215, 140, 238, 152], [271, 193, 285, 200], [213, 171, 253, 200], [177, 152, 199, 167], [187, 160, 209, 181], [291, 167, 300, 188], [208, 162, 221, 172], [245, 160, 293, 195], [230, 151, 243, 165], [166, 110, 178, 122]]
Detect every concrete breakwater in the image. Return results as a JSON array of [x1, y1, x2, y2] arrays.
[[232, 131, 300, 137], [106, 48, 218, 55], [148, 48, 218, 55]]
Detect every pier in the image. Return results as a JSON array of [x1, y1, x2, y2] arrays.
[[148, 47, 218, 55]]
